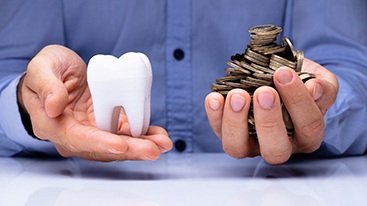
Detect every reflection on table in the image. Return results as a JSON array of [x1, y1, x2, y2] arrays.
[[0, 153, 366, 206]]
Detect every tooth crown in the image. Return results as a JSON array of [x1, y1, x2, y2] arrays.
[[87, 52, 152, 137]]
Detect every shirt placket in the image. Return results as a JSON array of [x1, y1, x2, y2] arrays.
[[166, 0, 192, 153]]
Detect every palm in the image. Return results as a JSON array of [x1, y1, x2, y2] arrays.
[[64, 75, 95, 127]]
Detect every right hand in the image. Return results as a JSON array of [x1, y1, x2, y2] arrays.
[[205, 58, 338, 164], [18, 45, 172, 162]]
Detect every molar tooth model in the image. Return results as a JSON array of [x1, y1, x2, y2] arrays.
[[87, 52, 152, 137]]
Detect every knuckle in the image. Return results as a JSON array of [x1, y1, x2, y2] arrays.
[[288, 93, 307, 107], [223, 115, 244, 128], [299, 118, 324, 139], [256, 121, 280, 135], [258, 121, 279, 130]]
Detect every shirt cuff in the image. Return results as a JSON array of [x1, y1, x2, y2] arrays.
[[0, 74, 58, 155]]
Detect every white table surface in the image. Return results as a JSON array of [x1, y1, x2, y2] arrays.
[[0, 153, 366, 206]]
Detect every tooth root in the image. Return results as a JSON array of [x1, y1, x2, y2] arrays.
[[93, 105, 120, 135], [87, 52, 152, 137]]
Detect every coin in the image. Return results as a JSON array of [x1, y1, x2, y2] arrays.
[[298, 72, 315, 82], [249, 24, 276, 34], [246, 76, 272, 86], [211, 83, 232, 91], [252, 72, 273, 80], [282, 37, 297, 61], [239, 60, 263, 74], [244, 54, 269, 67], [271, 54, 296, 68], [296, 50, 304, 72], [246, 48, 269, 63], [251, 63, 275, 74], [211, 24, 315, 138]]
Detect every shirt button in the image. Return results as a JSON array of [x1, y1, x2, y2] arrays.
[[174, 139, 186, 152], [173, 49, 185, 61]]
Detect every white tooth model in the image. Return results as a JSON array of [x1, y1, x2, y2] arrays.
[[87, 52, 152, 137]]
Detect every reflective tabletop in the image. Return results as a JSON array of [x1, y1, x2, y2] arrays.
[[1, 153, 366, 206]]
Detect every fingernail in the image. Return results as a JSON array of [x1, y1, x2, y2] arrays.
[[276, 67, 293, 85], [209, 99, 221, 111], [312, 82, 323, 101], [230, 94, 246, 112], [258, 90, 275, 109]]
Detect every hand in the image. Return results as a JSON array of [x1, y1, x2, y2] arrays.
[[205, 58, 338, 164], [18, 45, 172, 162]]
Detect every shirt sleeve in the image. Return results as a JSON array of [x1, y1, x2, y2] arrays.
[[287, 0, 367, 156], [0, 74, 57, 156], [0, 1, 64, 156]]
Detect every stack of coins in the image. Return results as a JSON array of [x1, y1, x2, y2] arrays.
[[211, 24, 315, 137]]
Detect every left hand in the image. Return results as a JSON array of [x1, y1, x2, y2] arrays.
[[205, 58, 338, 164]]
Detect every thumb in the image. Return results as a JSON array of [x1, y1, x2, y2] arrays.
[[41, 78, 69, 118], [24, 70, 68, 118], [24, 48, 71, 118]]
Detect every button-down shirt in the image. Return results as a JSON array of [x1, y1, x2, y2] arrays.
[[0, 0, 366, 157]]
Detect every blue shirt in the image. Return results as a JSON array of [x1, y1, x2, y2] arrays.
[[0, 0, 366, 157]]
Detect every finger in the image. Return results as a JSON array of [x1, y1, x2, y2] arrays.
[[118, 116, 172, 153], [253, 86, 292, 165], [302, 58, 338, 113], [22, 84, 68, 139], [65, 122, 129, 155], [274, 67, 324, 153], [205, 92, 225, 139], [25, 57, 68, 118], [141, 126, 173, 153], [304, 76, 338, 115], [55, 146, 123, 162], [121, 136, 163, 160], [40, 117, 168, 161], [221, 89, 256, 158], [57, 131, 163, 162], [302, 58, 339, 88], [67, 123, 170, 159]]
